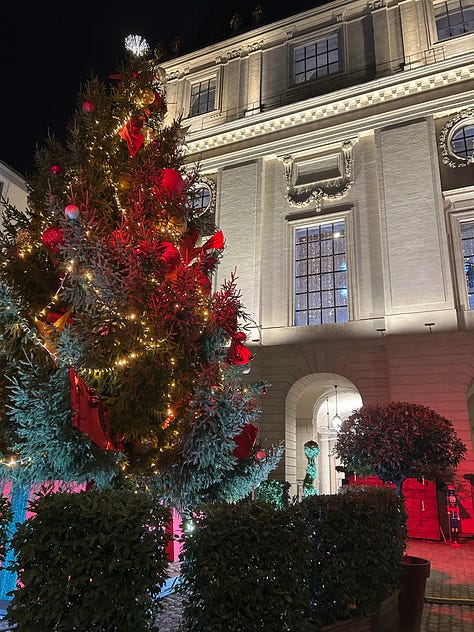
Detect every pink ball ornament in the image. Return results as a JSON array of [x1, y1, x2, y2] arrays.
[[160, 168, 185, 197], [50, 164, 62, 176], [255, 449, 266, 462], [64, 204, 80, 220], [41, 226, 65, 255], [82, 100, 95, 113]]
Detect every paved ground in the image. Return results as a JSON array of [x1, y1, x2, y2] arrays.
[[406, 537, 474, 632], [2, 538, 474, 630]]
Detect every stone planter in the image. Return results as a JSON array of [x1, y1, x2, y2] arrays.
[[301, 591, 400, 632]]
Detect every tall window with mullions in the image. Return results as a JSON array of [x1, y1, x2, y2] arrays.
[[294, 219, 348, 326], [460, 219, 474, 309]]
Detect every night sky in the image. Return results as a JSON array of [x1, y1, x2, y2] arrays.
[[1, 1, 320, 176]]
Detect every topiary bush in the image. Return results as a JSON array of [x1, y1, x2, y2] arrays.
[[7, 487, 171, 631], [254, 478, 291, 509], [179, 500, 310, 631], [301, 486, 407, 627], [0, 493, 12, 567]]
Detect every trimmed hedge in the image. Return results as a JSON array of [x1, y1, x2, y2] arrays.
[[7, 488, 171, 631], [179, 500, 311, 631], [301, 486, 407, 627], [0, 494, 12, 566], [179, 487, 406, 631]]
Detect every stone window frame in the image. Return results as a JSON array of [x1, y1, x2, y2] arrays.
[[189, 176, 217, 218], [439, 108, 474, 168], [447, 200, 474, 314]]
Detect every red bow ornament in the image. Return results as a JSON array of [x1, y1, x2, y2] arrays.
[[119, 116, 145, 157]]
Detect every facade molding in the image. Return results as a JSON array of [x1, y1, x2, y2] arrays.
[[280, 139, 358, 212], [183, 58, 474, 160]]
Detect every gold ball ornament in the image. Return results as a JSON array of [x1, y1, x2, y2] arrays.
[[15, 228, 33, 252], [118, 172, 133, 191], [142, 126, 155, 142], [138, 88, 156, 107]]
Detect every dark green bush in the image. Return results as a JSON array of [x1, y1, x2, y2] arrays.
[[7, 487, 171, 631], [0, 493, 12, 566], [255, 478, 291, 509], [301, 486, 407, 627], [179, 500, 310, 631]]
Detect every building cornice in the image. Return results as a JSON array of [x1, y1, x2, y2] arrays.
[[182, 56, 474, 170]]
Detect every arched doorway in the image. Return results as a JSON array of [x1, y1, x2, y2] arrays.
[[285, 373, 362, 497]]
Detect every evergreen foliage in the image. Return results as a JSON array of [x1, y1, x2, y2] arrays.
[[254, 478, 291, 509], [7, 487, 170, 631], [335, 401, 466, 496], [179, 500, 311, 632], [300, 486, 407, 627], [0, 38, 281, 509]]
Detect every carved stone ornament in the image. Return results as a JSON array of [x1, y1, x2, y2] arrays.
[[438, 108, 474, 168], [281, 139, 358, 212]]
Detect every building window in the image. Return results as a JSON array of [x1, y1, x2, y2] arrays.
[[190, 78, 216, 116], [294, 219, 348, 326], [451, 124, 474, 160], [439, 108, 474, 167], [188, 177, 216, 217], [434, 0, 474, 41], [293, 34, 340, 84], [460, 219, 474, 309]]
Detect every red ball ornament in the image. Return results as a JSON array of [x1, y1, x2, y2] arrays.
[[159, 168, 185, 197], [64, 204, 80, 220], [50, 164, 62, 176], [255, 449, 266, 462], [41, 226, 65, 255], [82, 100, 95, 113]]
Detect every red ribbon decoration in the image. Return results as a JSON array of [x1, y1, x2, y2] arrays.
[[119, 117, 145, 157], [70, 369, 121, 451], [232, 423, 258, 459]]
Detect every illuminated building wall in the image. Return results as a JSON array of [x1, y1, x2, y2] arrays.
[[163, 0, 474, 536]]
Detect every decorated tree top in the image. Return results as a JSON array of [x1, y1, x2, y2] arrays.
[[0, 36, 282, 510], [335, 401, 466, 495]]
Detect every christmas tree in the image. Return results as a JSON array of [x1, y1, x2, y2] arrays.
[[0, 35, 282, 512]]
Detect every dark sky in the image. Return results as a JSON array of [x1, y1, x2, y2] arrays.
[[1, 1, 319, 176]]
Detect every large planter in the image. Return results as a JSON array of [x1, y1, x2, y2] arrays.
[[399, 555, 430, 632], [302, 591, 400, 632]]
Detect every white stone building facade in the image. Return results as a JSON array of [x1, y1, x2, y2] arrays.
[[162, 0, 474, 536]]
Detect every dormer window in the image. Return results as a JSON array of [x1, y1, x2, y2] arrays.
[[293, 33, 340, 85], [434, 0, 474, 40], [189, 78, 216, 117]]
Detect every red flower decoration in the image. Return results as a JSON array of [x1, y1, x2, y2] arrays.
[[226, 331, 253, 365]]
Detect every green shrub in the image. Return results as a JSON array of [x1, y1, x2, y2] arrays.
[[255, 479, 291, 509], [301, 486, 407, 627], [179, 500, 310, 631], [0, 494, 12, 566], [7, 487, 171, 631]]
